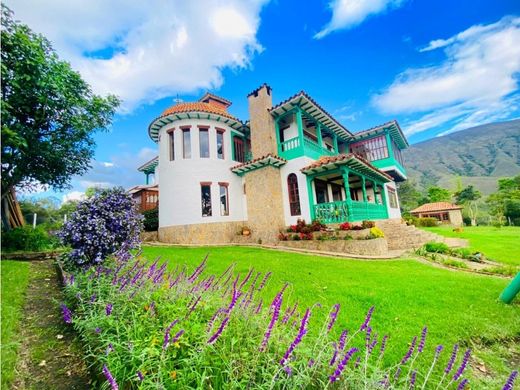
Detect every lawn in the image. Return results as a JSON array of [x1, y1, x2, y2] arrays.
[[141, 245, 520, 388], [420, 226, 520, 266], [1, 260, 30, 388]]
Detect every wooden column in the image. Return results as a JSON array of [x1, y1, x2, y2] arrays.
[[316, 122, 323, 148], [361, 176, 367, 202], [342, 169, 351, 202]]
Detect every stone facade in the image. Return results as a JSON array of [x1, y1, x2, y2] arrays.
[[279, 238, 388, 256], [247, 85, 278, 157], [158, 221, 244, 244], [244, 165, 286, 244], [448, 210, 463, 227], [141, 231, 159, 242]]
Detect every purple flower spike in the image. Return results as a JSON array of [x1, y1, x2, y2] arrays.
[[61, 304, 72, 324], [329, 347, 358, 382], [208, 316, 230, 345], [434, 344, 444, 359], [360, 306, 375, 331], [308, 359, 315, 368], [90, 294, 96, 303], [329, 343, 338, 366], [280, 308, 311, 366], [163, 319, 179, 349], [105, 303, 113, 316], [379, 335, 388, 356], [259, 286, 286, 352], [339, 330, 348, 351], [410, 370, 417, 388], [327, 304, 340, 332], [457, 379, 469, 390], [136, 371, 144, 381], [95, 327, 102, 334], [503, 370, 518, 390], [401, 336, 417, 364], [102, 364, 118, 390], [445, 344, 459, 374], [418, 326, 427, 353], [171, 329, 184, 343], [283, 365, 292, 376], [453, 349, 471, 381]]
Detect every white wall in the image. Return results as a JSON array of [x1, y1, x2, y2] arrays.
[[282, 120, 298, 141], [384, 182, 402, 219], [158, 119, 246, 227], [279, 157, 315, 226]]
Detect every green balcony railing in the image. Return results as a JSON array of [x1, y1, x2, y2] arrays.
[[279, 136, 335, 160], [313, 200, 388, 223], [303, 138, 335, 159]]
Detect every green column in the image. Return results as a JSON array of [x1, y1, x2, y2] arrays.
[[500, 273, 520, 303], [275, 118, 282, 155], [385, 131, 393, 160], [333, 133, 339, 154], [373, 180, 379, 204], [316, 122, 323, 148], [342, 169, 351, 202], [296, 107, 304, 144], [380, 184, 387, 206], [361, 176, 367, 202], [145, 173, 149, 185], [306, 176, 316, 221]]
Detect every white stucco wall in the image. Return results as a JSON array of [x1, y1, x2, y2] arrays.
[[279, 157, 315, 226], [157, 119, 246, 227], [384, 182, 402, 219], [282, 120, 299, 141]]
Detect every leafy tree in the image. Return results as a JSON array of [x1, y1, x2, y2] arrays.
[[487, 175, 520, 226], [58, 188, 143, 267], [454, 185, 481, 226], [1, 6, 119, 206], [397, 181, 421, 211], [425, 186, 451, 203]]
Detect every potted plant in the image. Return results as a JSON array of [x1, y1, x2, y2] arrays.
[[241, 226, 251, 236]]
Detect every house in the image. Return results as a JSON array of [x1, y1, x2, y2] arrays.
[[410, 202, 463, 226], [143, 85, 409, 244], [128, 184, 158, 213]]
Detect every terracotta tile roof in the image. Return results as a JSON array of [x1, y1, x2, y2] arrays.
[[300, 153, 393, 181], [352, 120, 409, 148], [128, 184, 159, 194], [160, 102, 238, 121], [411, 202, 463, 213], [198, 92, 232, 106]]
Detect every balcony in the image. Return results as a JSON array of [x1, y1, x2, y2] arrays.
[[279, 136, 335, 160], [313, 200, 388, 224]]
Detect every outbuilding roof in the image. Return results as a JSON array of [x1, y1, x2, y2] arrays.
[[137, 156, 159, 173], [411, 202, 463, 214]]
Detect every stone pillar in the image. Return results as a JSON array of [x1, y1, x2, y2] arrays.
[[247, 84, 277, 158]]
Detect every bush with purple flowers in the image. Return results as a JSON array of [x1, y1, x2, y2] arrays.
[[58, 187, 142, 267], [60, 251, 519, 389]]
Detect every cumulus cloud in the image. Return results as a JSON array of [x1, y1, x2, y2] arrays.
[[314, 0, 405, 39], [372, 16, 520, 136], [62, 191, 86, 203], [8, 0, 269, 112]]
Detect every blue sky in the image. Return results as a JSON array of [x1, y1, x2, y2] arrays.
[[8, 0, 520, 201]]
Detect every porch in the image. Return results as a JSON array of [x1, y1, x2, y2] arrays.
[[302, 154, 392, 224]]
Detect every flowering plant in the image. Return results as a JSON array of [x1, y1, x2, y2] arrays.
[[58, 187, 143, 267]]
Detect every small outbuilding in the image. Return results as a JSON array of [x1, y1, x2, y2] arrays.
[[410, 202, 463, 226]]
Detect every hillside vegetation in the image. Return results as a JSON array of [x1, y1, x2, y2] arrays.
[[404, 120, 520, 194]]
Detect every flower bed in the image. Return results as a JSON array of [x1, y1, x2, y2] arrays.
[[279, 238, 388, 256], [57, 252, 515, 389]]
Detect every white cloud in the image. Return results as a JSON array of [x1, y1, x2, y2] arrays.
[[372, 16, 520, 136], [62, 191, 86, 203], [314, 0, 405, 39], [8, 0, 269, 112]]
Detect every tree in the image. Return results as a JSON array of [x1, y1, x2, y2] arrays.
[[1, 6, 119, 225], [426, 186, 451, 203], [454, 185, 481, 226], [397, 181, 421, 212], [487, 175, 520, 226]]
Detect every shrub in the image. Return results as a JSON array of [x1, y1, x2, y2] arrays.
[[442, 259, 469, 269], [310, 219, 326, 232], [278, 232, 289, 241], [486, 265, 519, 277], [415, 218, 438, 227], [369, 227, 385, 238], [344, 234, 353, 240], [142, 207, 159, 232], [424, 242, 450, 254], [462, 216, 471, 226], [339, 222, 352, 230], [291, 234, 300, 241], [299, 232, 313, 241], [451, 248, 472, 259], [361, 220, 375, 229], [58, 187, 143, 268], [1, 225, 59, 252]]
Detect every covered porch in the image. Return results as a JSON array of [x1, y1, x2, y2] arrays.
[[301, 154, 392, 224]]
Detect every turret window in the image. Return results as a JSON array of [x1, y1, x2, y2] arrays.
[[182, 127, 191, 159], [200, 182, 212, 216], [199, 127, 209, 158], [216, 128, 225, 159]]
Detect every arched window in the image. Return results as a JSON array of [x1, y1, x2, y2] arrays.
[[287, 174, 301, 216]]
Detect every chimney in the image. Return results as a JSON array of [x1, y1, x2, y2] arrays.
[[247, 84, 277, 158]]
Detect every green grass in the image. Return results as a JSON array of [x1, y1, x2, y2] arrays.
[[420, 226, 520, 266], [1, 260, 30, 388], [141, 245, 520, 387]]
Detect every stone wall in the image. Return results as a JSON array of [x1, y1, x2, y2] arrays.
[[247, 85, 277, 158], [141, 231, 158, 242], [244, 165, 286, 244], [278, 238, 388, 256], [448, 210, 463, 227], [158, 221, 244, 244]]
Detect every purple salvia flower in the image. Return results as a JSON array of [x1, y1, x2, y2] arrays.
[[401, 336, 417, 364], [360, 306, 375, 331], [503, 370, 518, 390], [445, 344, 459, 374], [282, 302, 298, 324], [329, 347, 358, 382], [61, 304, 72, 324], [187, 295, 202, 315], [394, 366, 402, 382], [379, 374, 389, 388], [90, 294, 96, 303], [453, 349, 471, 381], [327, 304, 340, 332], [163, 319, 179, 349], [339, 330, 348, 350], [457, 379, 469, 389], [365, 326, 372, 349], [329, 343, 338, 366], [379, 335, 388, 356], [188, 255, 208, 283], [280, 308, 311, 366], [95, 327, 102, 334], [105, 303, 113, 316], [418, 326, 427, 353], [259, 295, 282, 351], [207, 308, 225, 333], [257, 271, 272, 291], [354, 356, 361, 369], [106, 343, 114, 355], [207, 316, 230, 345], [410, 370, 417, 388], [213, 263, 235, 289], [283, 365, 292, 376], [102, 365, 118, 390], [136, 371, 144, 381], [308, 359, 315, 367], [171, 329, 184, 343], [239, 268, 254, 289], [435, 344, 444, 359], [254, 299, 263, 314]]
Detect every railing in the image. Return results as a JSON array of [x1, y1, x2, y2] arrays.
[[313, 200, 388, 224], [280, 136, 301, 152], [314, 201, 349, 224], [303, 138, 335, 159], [279, 136, 336, 160]]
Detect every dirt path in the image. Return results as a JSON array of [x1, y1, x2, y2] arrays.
[[12, 260, 90, 390]]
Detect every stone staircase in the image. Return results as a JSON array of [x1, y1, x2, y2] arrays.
[[375, 219, 450, 250]]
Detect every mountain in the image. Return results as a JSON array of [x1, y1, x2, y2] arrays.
[[403, 119, 520, 195]]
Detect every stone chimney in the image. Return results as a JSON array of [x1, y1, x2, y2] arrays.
[[247, 84, 277, 158]]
